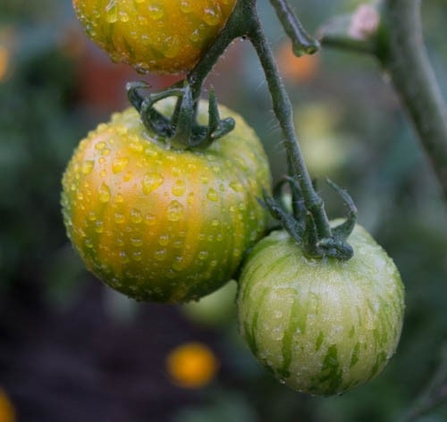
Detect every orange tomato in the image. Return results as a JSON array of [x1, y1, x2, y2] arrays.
[[72, 0, 237, 74]]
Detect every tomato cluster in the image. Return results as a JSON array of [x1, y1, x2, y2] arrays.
[[66, 0, 405, 397]]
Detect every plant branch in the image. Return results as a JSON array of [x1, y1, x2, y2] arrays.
[[244, 1, 332, 241], [402, 344, 447, 421], [378, 0, 447, 200]]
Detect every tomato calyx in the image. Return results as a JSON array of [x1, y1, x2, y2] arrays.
[[262, 177, 357, 261], [127, 81, 235, 150]]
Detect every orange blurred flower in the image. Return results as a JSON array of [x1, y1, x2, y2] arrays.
[[166, 342, 219, 389], [0, 389, 16, 422], [276, 40, 319, 84]]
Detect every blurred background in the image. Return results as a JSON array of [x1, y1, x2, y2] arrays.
[[1, 1, 447, 421]]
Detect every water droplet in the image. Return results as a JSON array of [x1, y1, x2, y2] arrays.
[[274, 310, 283, 319], [203, 7, 222, 26], [112, 157, 128, 174], [172, 179, 186, 197], [154, 248, 167, 261], [98, 182, 111, 203], [211, 219, 220, 227], [207, 188, 219, 202], [114, 212, 125, 224], [167, 200, 184, 222], [84, 238, 94, 249], [131, 237, 143, 247], [129, 141, 143, 152], [101, 148, 111, 156], [143, 172, 164, 194], [115, 193, 124, 203], [95, 220, 104, 233], [198, 251, 209, 261], [106, 0, 118, 23], [158, 233, 170, 246], [130, 208, 143, 224], [82, 160, 94, 175], [272, 327, 284, 341], [123, 171, 133, 182], [132, 251, 143, 261], [190, 29, 201, 43], [229, 181, 244, 192], [187, 192, 195, 204], [119, 11, 129, 22], [144, 147, 157, 157], [95, 141, 107, 150], [173, 239, 183, 248], [172, 256, 184, 271], [144, 213, 156, 226], [180, 0, 192, 13], [148, 3, 164, 20], [163, 36, 181, 58], [87, 211, 96, 221]]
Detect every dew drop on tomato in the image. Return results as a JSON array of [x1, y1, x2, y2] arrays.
[[167, 200, 184, 222]]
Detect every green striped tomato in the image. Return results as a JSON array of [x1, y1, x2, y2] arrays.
[[237, 224, 405, 396], [61, 98, 271, 303]]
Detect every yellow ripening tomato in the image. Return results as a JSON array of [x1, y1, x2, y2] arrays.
[[72, 0, 237, 74], [61, 98, 271, 303]]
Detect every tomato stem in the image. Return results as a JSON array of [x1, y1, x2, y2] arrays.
[[319, 1, 447, 203], [269, 0, 320, 56], [245, 7, 332, 240], [193, 0, 354, 259], [186, 0, 357, 259], [378, 0, 447, 203]]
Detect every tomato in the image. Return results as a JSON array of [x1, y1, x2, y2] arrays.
[[237, 223, 405, 396], [72, 0, 237, 74], [181, 279, 237, 327], [61, 98, 271, 303]]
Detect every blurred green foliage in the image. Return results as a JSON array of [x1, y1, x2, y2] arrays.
[[1, 1, 447, 421]]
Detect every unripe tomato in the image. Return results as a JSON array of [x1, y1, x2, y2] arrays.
[[181, 279, 237, 327], [61, 98, 271, 303], [72, 0, 237, 74], [237, 224, 405, 396]]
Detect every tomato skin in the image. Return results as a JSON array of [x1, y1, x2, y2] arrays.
[[237, 224, 405, 396], [72, 0, 237, 74], [61, 99, 271, 303]]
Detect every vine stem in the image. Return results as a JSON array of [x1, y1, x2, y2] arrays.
[[401, 344, 447, 421], [187, 0, 333, 240], [378, 0, 447, 200], [245, 5, 332, 239]]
